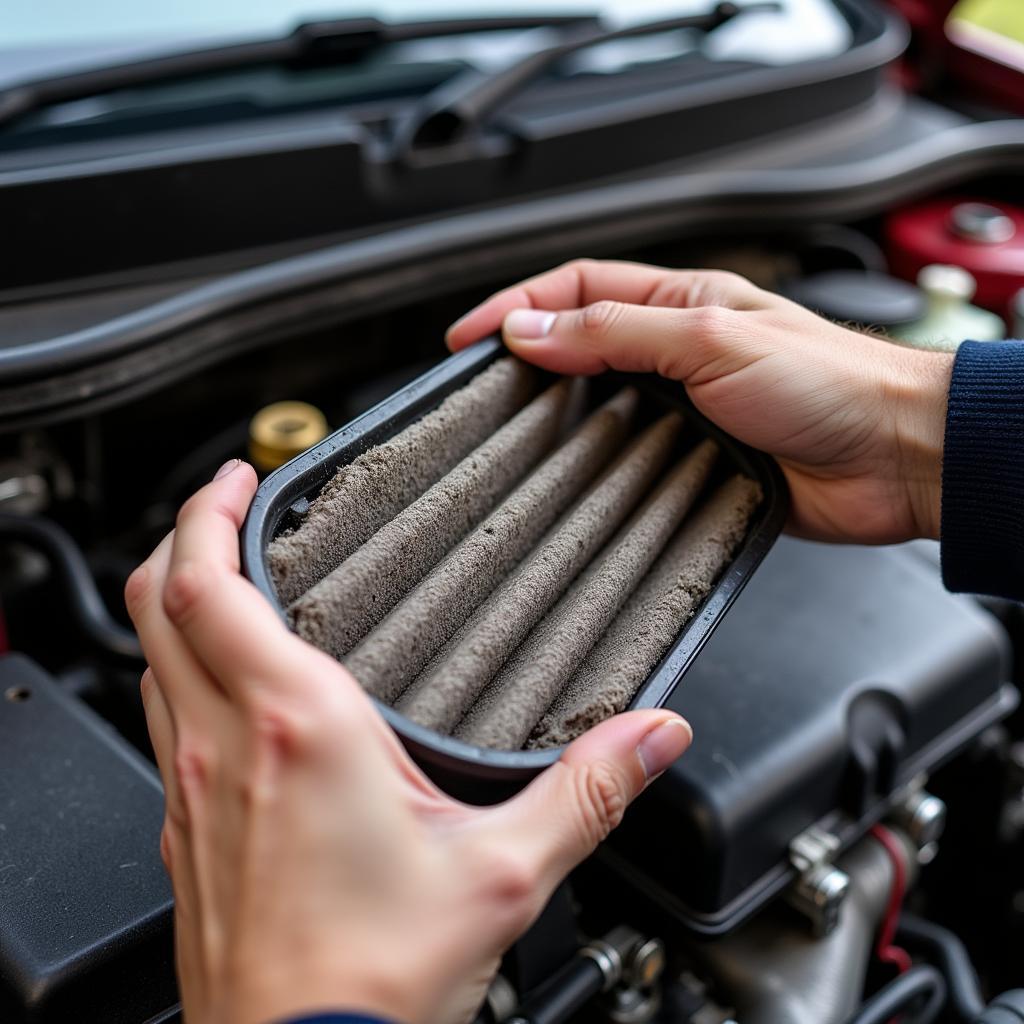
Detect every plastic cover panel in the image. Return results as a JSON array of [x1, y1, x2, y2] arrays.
[[605, 538, 1016, 934], [0, 656, 176, 1024]]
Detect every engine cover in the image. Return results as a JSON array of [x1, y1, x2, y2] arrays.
[[605, 537, 1016, 935]]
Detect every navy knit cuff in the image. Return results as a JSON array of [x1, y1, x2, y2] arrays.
[[941, 340, 1024, 601], [278, 1015, 396, 1024]]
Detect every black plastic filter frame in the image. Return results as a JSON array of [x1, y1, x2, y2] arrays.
[[241, 338, 788, 801]]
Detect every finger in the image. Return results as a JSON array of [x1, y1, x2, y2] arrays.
[[446, 264, 772, 350], [140, 667, 178, 803], [165, 543, 371, 707], [163, 467, 393, 771], [124, 529, 174, 622], [163, 562, 340, 704], [488, 711, 692, 890], [163, 461, 335, 699], [171, 458, 256, 575], [126, 532, 227, 723], [500, 300, 763, 383], [446, 260, 679, 350]]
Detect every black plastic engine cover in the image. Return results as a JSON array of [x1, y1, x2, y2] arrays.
[[0, 655, 176, 1023], [604, 538, 1016, 935]]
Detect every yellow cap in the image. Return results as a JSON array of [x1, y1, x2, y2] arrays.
[[249, 401, 329, 472]]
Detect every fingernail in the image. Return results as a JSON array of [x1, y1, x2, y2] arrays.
[[214, 459, 240, 481], [637, 718, 693, 780], [505, 308, 556, 340]]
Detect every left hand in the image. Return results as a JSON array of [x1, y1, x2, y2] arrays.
[[125, 459, 692, 1024], [447, 259, 951, 545]]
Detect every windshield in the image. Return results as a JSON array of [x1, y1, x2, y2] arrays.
[[4, 1, 851, 70], [0, 0, 855, 152]]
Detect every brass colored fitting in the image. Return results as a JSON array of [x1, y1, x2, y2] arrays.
[[249, 401, 329, 472]]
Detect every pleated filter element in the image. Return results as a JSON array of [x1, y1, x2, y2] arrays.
[[265, 355, 764, 751]]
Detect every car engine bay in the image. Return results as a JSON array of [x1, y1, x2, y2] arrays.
[[3, 1, 1024, 1021]]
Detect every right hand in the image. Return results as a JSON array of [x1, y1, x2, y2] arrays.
[[447, 260, 953, 545], [126, 460, 691, 1024]]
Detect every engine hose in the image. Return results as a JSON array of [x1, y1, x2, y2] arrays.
[[510, 953, 607, 1024], [978, 991, 1024, 1022], [0, 514, 143, 661], [897, 914, 986, 1022], [843, 965, 946, 1024]]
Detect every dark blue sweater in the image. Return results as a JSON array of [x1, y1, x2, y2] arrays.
[[280, 1016, 394, 1024], [942, 340, 1024, 601], [279, 340, 1024, 1024]]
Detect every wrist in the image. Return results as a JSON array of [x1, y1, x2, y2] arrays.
[[889, 347, 954, 541]]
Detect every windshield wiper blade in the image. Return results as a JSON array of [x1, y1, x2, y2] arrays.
[[396, 1, 780, 153], [0, 14, 602, 131]]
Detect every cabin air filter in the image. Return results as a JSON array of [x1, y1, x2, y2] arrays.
[[242, 338, 787, 801]]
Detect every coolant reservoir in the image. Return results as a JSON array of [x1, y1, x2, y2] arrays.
[[889, 264, 1005, 351]]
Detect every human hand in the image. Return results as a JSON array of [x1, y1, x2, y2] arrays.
[[125, 459, 692, 1024], [448, 260, 954, 544]]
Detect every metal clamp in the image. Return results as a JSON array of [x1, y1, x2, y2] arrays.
[[786, 825, 850, 936], [890, 786, 946, 863]]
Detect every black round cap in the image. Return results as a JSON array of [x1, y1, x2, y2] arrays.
[[782, 270, 926, 328]]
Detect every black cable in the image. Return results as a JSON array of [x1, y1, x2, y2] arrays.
[[0, 514, 143, 661], [897, 913, 986, 1022], [844, 965, 946, 1024], [151, 416, 249, 509], [511, 955, 606, 1024]]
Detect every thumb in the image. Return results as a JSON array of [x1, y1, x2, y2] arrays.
[[501, 301, 741, 382], [490, 710, 692, 890]]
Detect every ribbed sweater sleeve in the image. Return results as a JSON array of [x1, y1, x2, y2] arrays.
[[277, 1015, 396, 1024], [941, 340, 1024, 601]]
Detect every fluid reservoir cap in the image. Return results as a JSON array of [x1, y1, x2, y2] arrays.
[[949, 202, 1016, 245], [249, 401, 329, 472], [918, 263, 977, 303]]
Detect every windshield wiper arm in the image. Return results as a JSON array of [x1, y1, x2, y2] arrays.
[[396, 1, 781, 153], [0, 14, 602, 131]]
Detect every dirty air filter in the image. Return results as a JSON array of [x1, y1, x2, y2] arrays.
[[242, 338, 787, 800]]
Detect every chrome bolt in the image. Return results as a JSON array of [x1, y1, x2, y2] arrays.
[[893, 790, 947, 850], [788, 864, 850, 936], [625, 936, 666, 990]]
